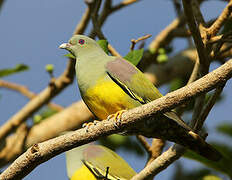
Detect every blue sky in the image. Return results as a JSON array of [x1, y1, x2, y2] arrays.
[[0, 0, 231, 179]]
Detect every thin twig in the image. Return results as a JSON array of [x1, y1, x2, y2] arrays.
[[89, 0, 140, 38], [88, 0, 106, 40], [0, 80, 63, 112], [149, 15, 185, 54], [146, 139, 165, 165], [1, 59, 232, 180], [111, 0, 139, 12], [194, 83, 226, 131], [207, 1, 232, 37], [212, 31, 232, 56], [73, 7, 91, 35], [108, 44, 122, 57], [131, 145, 185, 180], [136, 135, 151, 154], [130, 34, 152, 51], [187, 56, 200, 84], [215, 43, 232, 58]]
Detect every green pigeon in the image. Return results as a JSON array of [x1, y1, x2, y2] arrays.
[[66, 143, 136, 180], [59, 35, 222, 161]]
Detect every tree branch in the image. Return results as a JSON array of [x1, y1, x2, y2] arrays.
[[207, 1, 232, 37], [0, 80, 63, 112], [131, 144, 185, 180], [1, 59, 231, 180], [0, 5, 92, 143], [182, 0, 209, 75], [136, 135, 151, 154], [0, 48, 197, 168], [146, 139, 165, 165], [194, 83, 225, 131], [89, 0, 140, 38]]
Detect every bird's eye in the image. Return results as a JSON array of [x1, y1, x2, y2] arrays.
[[79, 39, 85, 45]]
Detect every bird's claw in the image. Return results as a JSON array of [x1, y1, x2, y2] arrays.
[[82, 121, 99, 132], [107, 110, 127, 127]]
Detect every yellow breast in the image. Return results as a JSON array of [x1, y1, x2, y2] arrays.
[[71, 165, 96, 180], [83, 77, 139, 119]]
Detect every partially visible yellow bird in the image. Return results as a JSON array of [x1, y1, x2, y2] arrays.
[[60, 35, 222, 161], [66, 144, 136, 180]]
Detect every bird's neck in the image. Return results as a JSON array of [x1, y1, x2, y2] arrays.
[[75, 50, 110, 94], [76, 47, 107, 59]]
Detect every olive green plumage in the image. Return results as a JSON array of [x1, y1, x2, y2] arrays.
[[66, 144, 136, 180]]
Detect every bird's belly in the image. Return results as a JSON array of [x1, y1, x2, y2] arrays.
[[82, 79, 139, 120]]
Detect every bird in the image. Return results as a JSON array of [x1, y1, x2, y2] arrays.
[[66, 143, 136, 180], [59, 35, 222, 161]]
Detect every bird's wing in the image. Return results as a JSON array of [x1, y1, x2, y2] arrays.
[[105, 57, 162, 104], [83, 145, 136, 180], [105, 57, 191, 130]]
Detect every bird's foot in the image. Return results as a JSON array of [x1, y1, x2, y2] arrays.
[[82, 120, 100, 132], [107, 110, 127, 127]]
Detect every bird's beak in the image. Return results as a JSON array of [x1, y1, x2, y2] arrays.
[[59, 43, 72, 49]]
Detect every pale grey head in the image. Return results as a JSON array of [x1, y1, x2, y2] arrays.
[[59, 35, 106, 58]]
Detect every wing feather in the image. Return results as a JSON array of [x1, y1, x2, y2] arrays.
[[105, 57, 191, 130]]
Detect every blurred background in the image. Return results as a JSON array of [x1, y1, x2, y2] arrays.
[[0, 0, 232, 179]]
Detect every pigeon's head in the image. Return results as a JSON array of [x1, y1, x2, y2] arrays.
[[59, 35, 103, 58]]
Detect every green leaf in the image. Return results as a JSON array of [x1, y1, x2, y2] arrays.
[[124, 48, 144, 66], [217, 123, 232, 138], [97, 40, 109, 54], [33, 107, 58, 124], [184, 143, 232, 177], [0, 64, 29, 78], [64, 53, 75, 59]]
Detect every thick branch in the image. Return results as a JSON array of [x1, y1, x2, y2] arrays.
[[0, 49, 197, 167], [182, 0, 209, 75], [1, 59, 231, 180]]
